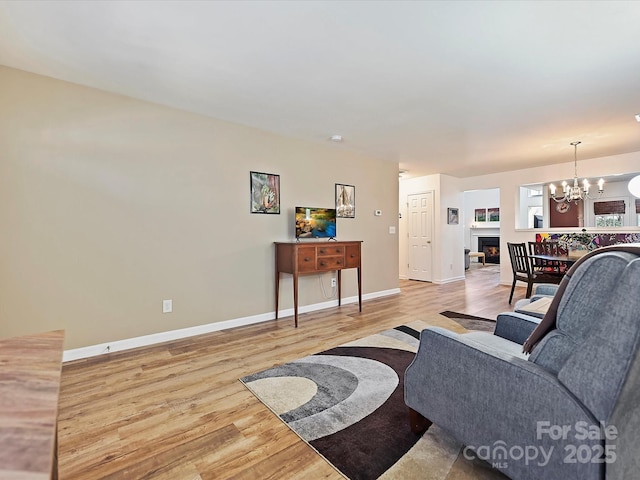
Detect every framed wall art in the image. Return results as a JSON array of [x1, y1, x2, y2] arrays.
[[447, 207, 459, 225], [250, 171, 280, 214], [475, 208, 486, 222], [488, 207, 500, 222], [335, 183, 355, 218]]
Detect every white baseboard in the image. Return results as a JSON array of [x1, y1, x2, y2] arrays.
[[63, 287, 401, 362], [433, 276, 466, 284]]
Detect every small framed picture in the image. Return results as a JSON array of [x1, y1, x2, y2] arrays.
[[250, 171, 280, 214], [475, 208, 486, 222], [447, 207, 459, 225], [335, 183, 355, 218], [488, 207, 500, 222]]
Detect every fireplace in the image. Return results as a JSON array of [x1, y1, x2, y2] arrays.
[[478, 236, 500, 264]]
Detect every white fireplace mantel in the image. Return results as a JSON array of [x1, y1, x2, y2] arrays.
[[470, 228, 500, 252]]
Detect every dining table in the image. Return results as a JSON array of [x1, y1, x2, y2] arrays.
[[529, 253, 579, 267]]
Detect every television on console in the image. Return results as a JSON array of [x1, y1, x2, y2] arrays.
[[295, 207, 337, 239], [534, 214, 543, 229]]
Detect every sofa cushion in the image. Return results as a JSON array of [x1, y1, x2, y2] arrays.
[[529, 252, 640, 421], [557, 257, 640, 421]]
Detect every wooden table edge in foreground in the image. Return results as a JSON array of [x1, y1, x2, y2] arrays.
[[0, 329, 65, 480]]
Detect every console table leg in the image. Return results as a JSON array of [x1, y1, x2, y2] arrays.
[[293, 272, 299, 328], [357, 266, 362, 312], [337, 270, 342, 306], [275, 271, 280, 320]]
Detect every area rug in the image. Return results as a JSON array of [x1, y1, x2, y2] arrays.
[[439, 311, 496, 333], [240, 319, 506, 480]]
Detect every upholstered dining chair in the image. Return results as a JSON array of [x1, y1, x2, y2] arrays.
[[507, 242, 562, 304]]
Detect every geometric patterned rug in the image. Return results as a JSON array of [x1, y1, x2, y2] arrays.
[[439, 311, 496, 333], [240, 319, 507, 479]]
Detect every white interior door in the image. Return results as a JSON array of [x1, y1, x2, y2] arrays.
[[407, 192, 433, 281]]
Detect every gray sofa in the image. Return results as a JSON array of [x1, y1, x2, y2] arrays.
[[405, 249, 640, 480]]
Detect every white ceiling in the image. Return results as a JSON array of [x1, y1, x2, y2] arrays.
[[1, 0, 640, 178]]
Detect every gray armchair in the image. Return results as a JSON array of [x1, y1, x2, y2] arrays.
[[405, 248, 640, 480]]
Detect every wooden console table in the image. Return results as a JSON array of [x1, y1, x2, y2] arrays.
[[275, 241, 362, 327], [0, 330, 65, 480]]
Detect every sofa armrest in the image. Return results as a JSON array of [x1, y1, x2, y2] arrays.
[[533, 283, 559, 296], [494, 312, 541, 344]]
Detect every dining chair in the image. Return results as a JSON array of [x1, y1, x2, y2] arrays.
[[507, 242, 563, 304], [528, 241, 568, 275]]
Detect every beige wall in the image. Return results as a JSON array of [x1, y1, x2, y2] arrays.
[[0, 66, 399, 349]]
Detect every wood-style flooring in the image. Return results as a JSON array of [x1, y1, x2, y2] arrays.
[[58, 264, 520, 479]]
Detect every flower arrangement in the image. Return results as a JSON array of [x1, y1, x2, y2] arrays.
[[537, 232, 640, 253], [558, 229, 596, 257]]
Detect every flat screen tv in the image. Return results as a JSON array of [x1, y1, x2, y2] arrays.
[[534, 214, 543, 228], [295, 207, 337, 239]]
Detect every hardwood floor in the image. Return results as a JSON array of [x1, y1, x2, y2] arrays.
[[58, 264, 521, 479]]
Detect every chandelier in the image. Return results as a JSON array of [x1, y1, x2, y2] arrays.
[[549, 141, 604, 203]]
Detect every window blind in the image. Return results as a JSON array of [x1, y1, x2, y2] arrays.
[[593, 200, 626, 215]]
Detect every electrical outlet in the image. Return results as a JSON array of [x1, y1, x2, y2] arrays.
[[162, 299, 173, 313], [331, 278, 337, 287]]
